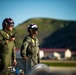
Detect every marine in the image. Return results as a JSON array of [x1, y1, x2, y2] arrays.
[[0, 18, 17, 75], [20, 23, 40, 75]]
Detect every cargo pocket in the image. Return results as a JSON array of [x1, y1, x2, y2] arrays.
[[3, 44, 9, 53]]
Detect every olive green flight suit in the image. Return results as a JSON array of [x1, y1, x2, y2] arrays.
[[0, 29, 16, 75], [20, 35, 40, 75]]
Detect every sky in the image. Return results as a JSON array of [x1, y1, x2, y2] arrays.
[[0, 0, 76, 29]]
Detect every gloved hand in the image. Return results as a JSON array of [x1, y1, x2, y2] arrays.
[[23, 56, 28, 60]]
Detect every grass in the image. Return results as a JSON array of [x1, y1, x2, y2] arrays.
[[41, 60, 76, 67]]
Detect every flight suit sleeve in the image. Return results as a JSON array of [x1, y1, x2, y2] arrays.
[[12, 44, 16, 60], [37, 47, 40, 63], [20, 37, 30, 58], [14, 47, 16, 60], [0, 32, 7, 45]]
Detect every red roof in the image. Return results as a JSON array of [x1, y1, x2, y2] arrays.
[[16, 48, 76, 54], [40, 48, 67, 52]]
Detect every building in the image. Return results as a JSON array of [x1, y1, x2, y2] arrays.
[[40, 48, 76, 60], [16, 48, 76, 60]]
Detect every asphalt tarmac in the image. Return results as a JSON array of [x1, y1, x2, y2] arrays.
[[49, 67, 76, 75], [16, 59, 76, 75]]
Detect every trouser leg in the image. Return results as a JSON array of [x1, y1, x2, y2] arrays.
[[26, 58, 31, 75]]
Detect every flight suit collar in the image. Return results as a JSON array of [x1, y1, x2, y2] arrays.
[[3, 29, 11, 36], [29, 34, 36, 39]]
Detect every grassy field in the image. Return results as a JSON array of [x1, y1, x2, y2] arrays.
[[41, 60, 76, 67]]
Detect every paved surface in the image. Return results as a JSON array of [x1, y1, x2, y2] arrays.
[[16, 58, 76, 75], [49, 67, 76, 72], [49, 67, 76, 75], [29, 67, 76, 75]]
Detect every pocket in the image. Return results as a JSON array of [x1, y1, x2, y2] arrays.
[[36, 41, 39, 46], [3, 44, 9, 53], [31, 42, 35, 47], [4, 44, 9, 50]]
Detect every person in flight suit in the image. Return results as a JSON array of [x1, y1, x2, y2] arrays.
[[0, 18, 17, 75], [20, 23, 40, 75]]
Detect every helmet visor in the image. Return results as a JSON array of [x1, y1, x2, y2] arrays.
[[7, 18, 14, 27], [32, 28, 38, 31], [9, 23, 14, 27]]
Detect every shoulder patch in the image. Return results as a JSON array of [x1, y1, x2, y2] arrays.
[[32, 39, 35, 43]]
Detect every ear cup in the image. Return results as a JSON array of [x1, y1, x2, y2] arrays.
[[4, 22, 8, 28], [27, 28, 32, 32], [2, 22, 8, 29]]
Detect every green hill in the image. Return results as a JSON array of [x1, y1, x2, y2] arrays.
[[41, 22, 76, 51], [13, 18, 76, 51]]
